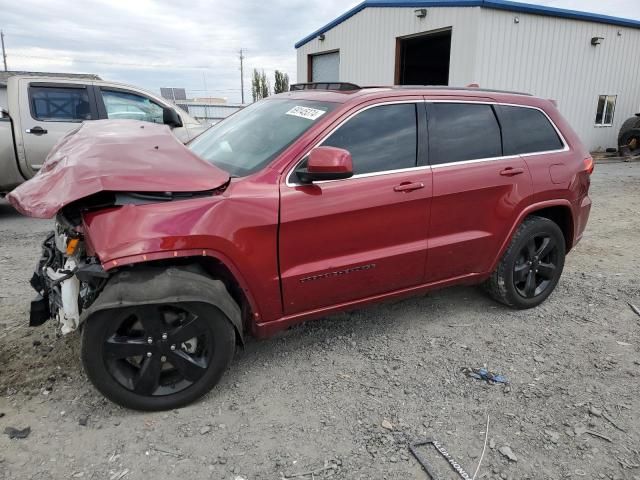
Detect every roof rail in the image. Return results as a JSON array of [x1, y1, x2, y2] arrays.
[[290, 82, 361, 92]]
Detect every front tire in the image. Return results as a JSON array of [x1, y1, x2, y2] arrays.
[[485, 216, 565, 309], [81, 296, 235, 411]]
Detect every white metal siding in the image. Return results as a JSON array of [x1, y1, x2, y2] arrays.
[[297, 7, 481, 87], [474, 9, 640, 151], [296, 6, 640, 151]]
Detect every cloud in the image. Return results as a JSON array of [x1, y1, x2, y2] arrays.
[[1, 0, 637, 103]]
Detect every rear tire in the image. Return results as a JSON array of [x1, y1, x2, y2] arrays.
[[484, 216, 565, 309], [81, 278, 236, 411]]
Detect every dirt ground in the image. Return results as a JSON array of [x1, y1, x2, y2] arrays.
[[0, 161, 639, 480]]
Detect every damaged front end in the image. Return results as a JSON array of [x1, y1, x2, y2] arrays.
[[30, 211, 108, 334]]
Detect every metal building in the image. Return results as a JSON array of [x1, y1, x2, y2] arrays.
[[295, 0, 640, 151]]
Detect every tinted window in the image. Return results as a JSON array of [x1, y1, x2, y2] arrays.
[[30, 86, 92, 122], [101, 89, 164, 124], [428, 103, 501, 164], [322, 103, 417, 174], [497, 105, 564, 154]]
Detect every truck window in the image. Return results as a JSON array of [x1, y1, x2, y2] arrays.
[[101, 89, 164, 124], [30, 86, 93, 122]]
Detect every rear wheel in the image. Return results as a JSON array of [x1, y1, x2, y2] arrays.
[[82, 297, 235, 411], [484, 216, 565, 309]]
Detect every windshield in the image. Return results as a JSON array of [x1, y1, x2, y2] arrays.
[[188, 99, 337, 177]]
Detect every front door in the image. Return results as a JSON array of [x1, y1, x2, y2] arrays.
[[19, 80, 98, 172], [279, 101, 431, 315], [425, 102, 534, 282]]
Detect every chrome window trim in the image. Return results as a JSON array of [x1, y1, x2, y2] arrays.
[[285, 99, 569, 187]]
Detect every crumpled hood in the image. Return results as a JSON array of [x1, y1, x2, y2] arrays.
[[7, 120, 229, 219]]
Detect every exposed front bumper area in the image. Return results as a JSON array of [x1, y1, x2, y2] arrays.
[[29, 229, 107, 334]]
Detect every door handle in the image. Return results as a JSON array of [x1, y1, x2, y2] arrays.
[[394, 182, 425, 192], [26, 126, 48, 135], [499, 167, 524, 177]]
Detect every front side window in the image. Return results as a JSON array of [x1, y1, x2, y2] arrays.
[[322, 103, 417, 174], [189, 99, 337, 177], [496, 105, 564, 155], [30, 86, 92, 122], [595, 95, 617, 126], [428, 103, 502, 164], [101, 89, 164, 123]]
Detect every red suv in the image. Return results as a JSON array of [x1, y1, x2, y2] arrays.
[[9, 84, 593, 410]]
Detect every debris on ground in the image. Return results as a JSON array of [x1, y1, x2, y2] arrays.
[[498, 445, 518, 462], [78, 415, 89, 426], [3, 426, 31, 439], [628, 303, 640, 317], [381, 419, 394, 431], [462, 367, 508, 384], [409, 439, 474, 479]]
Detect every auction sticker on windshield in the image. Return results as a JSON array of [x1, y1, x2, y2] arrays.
[[285, 106, 327, 121]]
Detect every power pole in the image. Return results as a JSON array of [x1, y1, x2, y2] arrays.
[[239, 49, 245, 104], [1, 31, 7, 72]]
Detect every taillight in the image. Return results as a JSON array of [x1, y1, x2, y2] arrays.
[[583, 156, 594, 175]]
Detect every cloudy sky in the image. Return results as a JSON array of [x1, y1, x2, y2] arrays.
[[1, 0, 637, 103]]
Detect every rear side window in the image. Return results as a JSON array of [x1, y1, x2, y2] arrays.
[[322, 103, 417, 174], [428, 103, 501, 164], [496, 105, 564, 155], [30, 86, 93, 122]]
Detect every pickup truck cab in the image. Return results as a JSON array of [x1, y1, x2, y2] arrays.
[[0, 74, 205, 194], [8, 84, 592, 411]]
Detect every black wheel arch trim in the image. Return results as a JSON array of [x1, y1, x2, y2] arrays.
[[80, 266, 243, 345]]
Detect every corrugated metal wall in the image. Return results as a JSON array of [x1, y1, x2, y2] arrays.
[[296, 7, 481, 87], [475, 9, 640, 151], [296, 6, 640, 151]]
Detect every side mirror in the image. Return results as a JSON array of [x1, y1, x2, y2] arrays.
[[296, 146, 353, 184], [163, 107, 183, 128], [0, 107, 9, 119]]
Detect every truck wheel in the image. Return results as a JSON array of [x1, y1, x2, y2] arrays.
[[81, 296, 236, 411], [484, 216, 565, 309], [619, 128, 640, 151], [618, 116, 640, 147]]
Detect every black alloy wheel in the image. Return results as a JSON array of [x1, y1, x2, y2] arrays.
[[484, 216, 565, 309], [513, 233, 559, 299], [103, 304, 212, 397]]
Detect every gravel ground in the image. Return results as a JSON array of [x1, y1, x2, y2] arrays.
[[1, 161, 639, 480]]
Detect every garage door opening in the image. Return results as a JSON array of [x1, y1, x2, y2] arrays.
[[395, 29, 452, 86], [308, 50, 340, 82]]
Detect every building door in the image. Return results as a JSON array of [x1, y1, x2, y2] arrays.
[[396, 29, 452, 86], [309, 51, 340, 82], [279, 101, 431, 315]]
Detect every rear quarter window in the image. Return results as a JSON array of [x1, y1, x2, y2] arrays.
[[496, 105, 564, 155]]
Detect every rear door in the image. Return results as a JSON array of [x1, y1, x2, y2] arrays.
[[19, 79, 98, 173], [279, 100, 431, 314], [425, 101, 533, 282]]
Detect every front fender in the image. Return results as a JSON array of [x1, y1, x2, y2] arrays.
[[82, 192, 281, 324]]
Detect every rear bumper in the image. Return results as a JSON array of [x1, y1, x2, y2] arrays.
[[572, 195, 592, 247]]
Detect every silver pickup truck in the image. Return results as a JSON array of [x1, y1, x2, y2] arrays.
[[1, 74, 206, 194]]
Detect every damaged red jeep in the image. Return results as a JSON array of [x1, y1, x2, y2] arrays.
[[9, 84, 593, 411]]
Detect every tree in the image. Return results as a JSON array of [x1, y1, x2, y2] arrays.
[[251, 69, 270, 102], [260, 71, 270, 99], [274, 70, 290, 94]]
